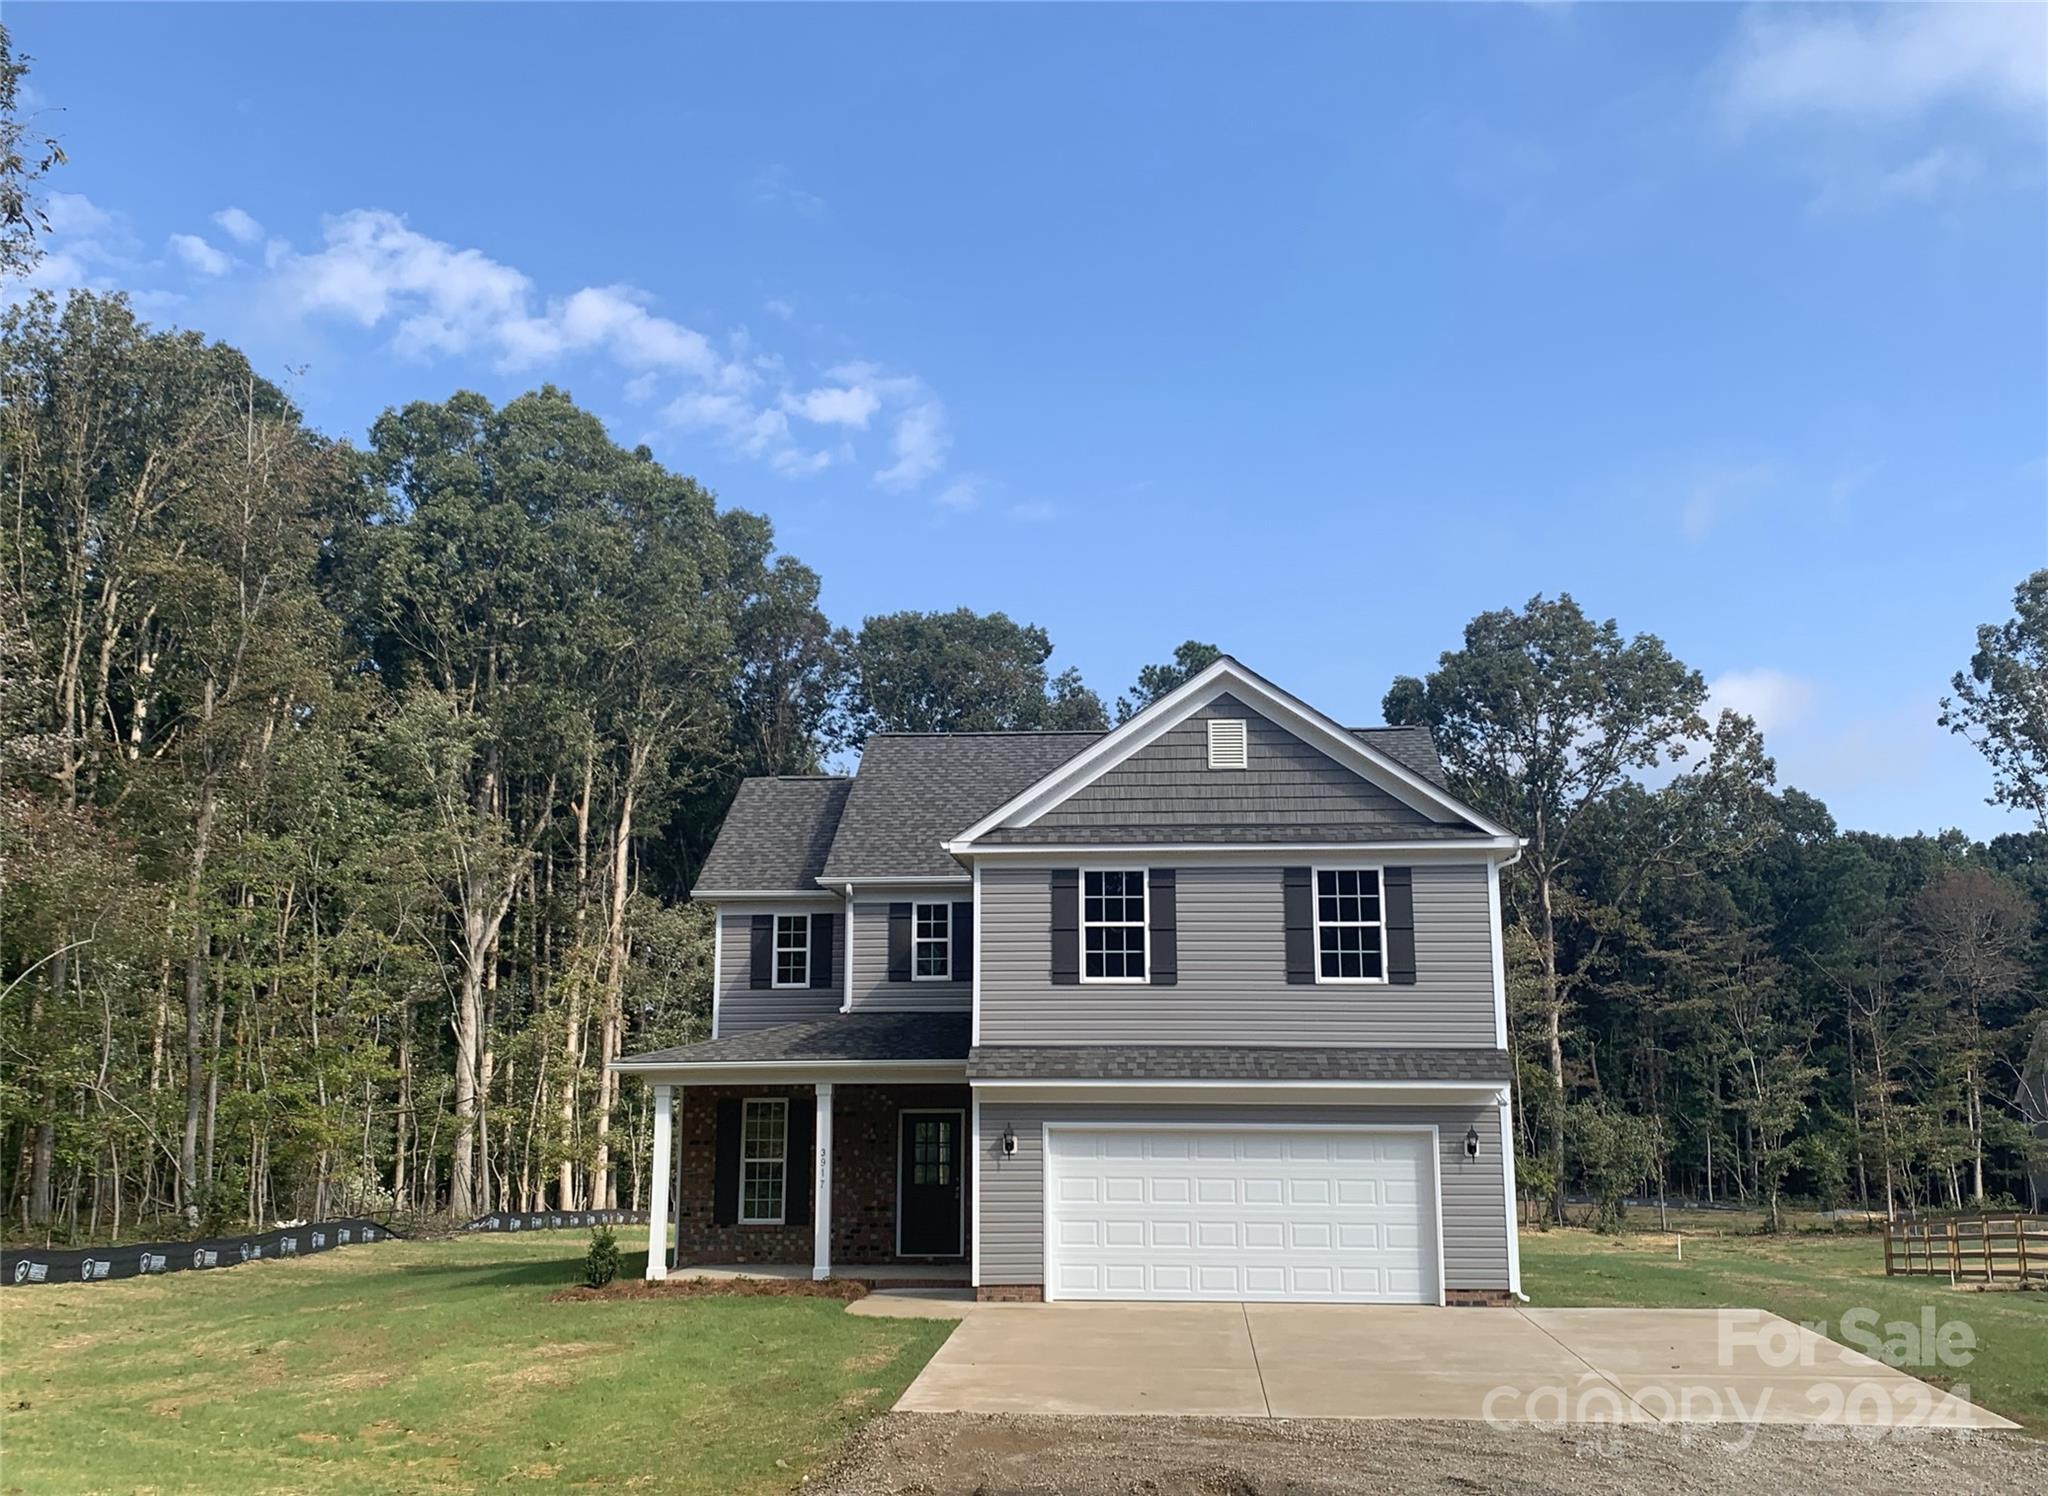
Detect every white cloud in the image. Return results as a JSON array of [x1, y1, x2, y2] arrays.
[[784, 383, 880, 428], [1709, 669, 1818, 737], [169, 233, 232, 276], [750, 165, 827, 218], [935, 477, 982, 511], [44, 192, 118, 238], [212, 207, 265, 245], [1808, 147, 1985, 214], [876, 398, 949, 491], [763, 297, 795, 321], [1679, 461, 1778, 543], [1720, 5, 2047, 128]]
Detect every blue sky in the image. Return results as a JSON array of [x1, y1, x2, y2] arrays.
[[12, 4, 2045, 839]]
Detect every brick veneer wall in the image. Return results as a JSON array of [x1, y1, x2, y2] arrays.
[[672, 1082, 972, 1268]]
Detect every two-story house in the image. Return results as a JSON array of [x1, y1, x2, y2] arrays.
[[614, 657, 1524, 1304]]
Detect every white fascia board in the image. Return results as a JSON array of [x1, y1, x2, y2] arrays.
[[968, 1079, 1511, 1107], [608, 1059, 967, 1086], [837, 875, 970, 889], [690, 889, 831, 903], [943, 837, 1524, 861], [948, 657, 1514, 844]]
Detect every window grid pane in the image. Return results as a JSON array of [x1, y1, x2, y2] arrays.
[[1314, 868, 1384, 981], [1082, 871, 1146, 980], [774, 914, 810, 986], [741, 1100, 788, 1222], [912, 901, 951, 979]]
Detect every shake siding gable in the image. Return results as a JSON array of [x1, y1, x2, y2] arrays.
[[1031, 695, 1452, 832], [978, 862, 1497, 1047]]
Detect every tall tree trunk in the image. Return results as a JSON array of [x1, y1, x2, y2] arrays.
[[1537, 867, 1566, 1227], [180, 775, 218, 1226]]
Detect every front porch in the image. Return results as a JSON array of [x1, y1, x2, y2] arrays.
[[620, 1010, 978, 1282]]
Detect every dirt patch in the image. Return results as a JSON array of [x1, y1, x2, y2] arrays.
[[294, 1431, 341, 1445], [548, 1274, 867, 1303], [810, 1412, 2048, 1495]]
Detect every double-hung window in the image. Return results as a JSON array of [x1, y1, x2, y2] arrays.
[[912, 902, 952, 980], [772, 914, 810, 988], [739, 1098, 788, 1224], [1315, 868, 1384, 982], [1082, 869, 1147, 981]]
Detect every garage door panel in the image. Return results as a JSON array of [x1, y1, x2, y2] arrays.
[[1047, 1127, 1439, 1305]]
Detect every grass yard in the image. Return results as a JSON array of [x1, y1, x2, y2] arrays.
[[1521, 1212, 2048, 1438], [0, 1233, 954, 1495]]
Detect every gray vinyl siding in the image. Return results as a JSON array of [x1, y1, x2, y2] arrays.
[[1035, 695, 1447, 831], [978, 862, 1498, 1047], [848, 896, 972, 1013], [974, 1101, 1509, 1290], [714, 905, 841, 1036]]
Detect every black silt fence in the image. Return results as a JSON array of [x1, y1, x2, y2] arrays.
[[2, 1218, 392, 1288], [463, 1210, 646, 1232]]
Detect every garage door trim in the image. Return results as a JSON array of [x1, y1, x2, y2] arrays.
[[1040, 1121, 1446, 1305]]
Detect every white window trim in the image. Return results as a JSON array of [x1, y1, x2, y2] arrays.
[[1079, 868, 1149, 985], [910, 900, 953, 983], [770, 912, 811, 990], [1312, 863, 1388, 986], [739, 1096, 789, 1226]]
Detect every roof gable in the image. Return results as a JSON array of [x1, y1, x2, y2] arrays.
[[693, 776, 851, 894], [818, 730, 1100, 882], [949, 657, 1514, 849]]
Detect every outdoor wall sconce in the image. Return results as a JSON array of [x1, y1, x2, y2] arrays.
[[1001, 1124, 1017, 1158], [1464, 1126, 1481, 1159]]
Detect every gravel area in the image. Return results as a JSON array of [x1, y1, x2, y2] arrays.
[[806, 1412, 2047, 1495]]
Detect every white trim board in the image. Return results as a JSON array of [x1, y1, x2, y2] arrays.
[[610, 1060, 967, 1086], [970, 1079, 1508, 1107], [944, 839, 1522, 861], [949, 657, 1515, 846]]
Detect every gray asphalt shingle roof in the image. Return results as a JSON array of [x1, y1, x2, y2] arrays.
[[693, 776, 852, 893], [1350, 726, 1449, 789], [967, 1045, 1511, 1083], [618, 1011, 972, 1068], [817, 731, 1101, 882], [690, 714, 1460, 894]]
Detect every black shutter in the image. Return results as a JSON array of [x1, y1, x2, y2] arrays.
[[952, 902, 973, 983], [749, 915, 772, 990], [785, 1098, 814, 1226], [887, 903, 912, 984], [712, 1099, 742, 1225], [1050, 869, 1080, 985], [1283, 867, 1314, 985], [1384, 866, 1417, 985], [1148, 869, 1177, 985], [810, 912, 835, 989]]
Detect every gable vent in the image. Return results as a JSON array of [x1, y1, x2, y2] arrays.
[[1206, 718, 1248, 769]]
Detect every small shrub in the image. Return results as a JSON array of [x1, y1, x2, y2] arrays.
[[584, 1224, 621, 1288]]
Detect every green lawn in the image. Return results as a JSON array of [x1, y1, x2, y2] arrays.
[[0, 1233, 954, 1495], [1521, 1215, 2048, 1437]]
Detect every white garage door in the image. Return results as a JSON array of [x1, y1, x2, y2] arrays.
[[1046, 1126, 1440, 1303]]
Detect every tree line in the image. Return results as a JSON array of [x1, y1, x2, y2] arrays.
[[2, 32, 2041, 1240]]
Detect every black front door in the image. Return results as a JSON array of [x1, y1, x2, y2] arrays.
[[898, 1112, 964, 1256]]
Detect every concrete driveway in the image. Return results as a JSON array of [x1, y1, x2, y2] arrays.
[[877, 1300, 2013, 1428]]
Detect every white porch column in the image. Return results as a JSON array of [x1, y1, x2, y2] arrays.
[[812, 1082, 835, 1281], [645, 1084, 673, 1280]]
